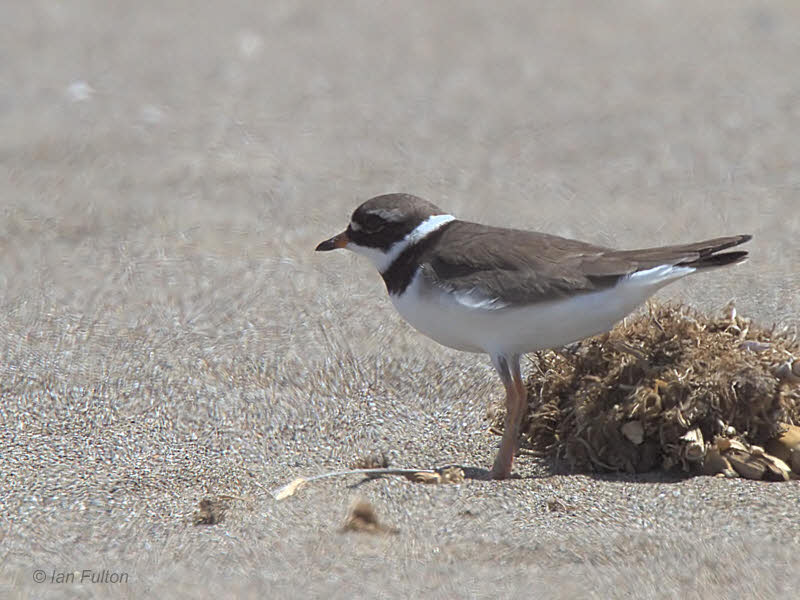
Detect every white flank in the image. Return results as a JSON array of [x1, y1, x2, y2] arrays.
[[346, 214, 456, 273], [389, 262, 697, 356]]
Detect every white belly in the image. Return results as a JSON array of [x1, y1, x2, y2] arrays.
[[389, 267, 691, 355]]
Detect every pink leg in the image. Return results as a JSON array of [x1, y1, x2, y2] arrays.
[[489, 354, 525, 480]]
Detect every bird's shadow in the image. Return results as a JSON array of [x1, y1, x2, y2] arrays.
[[344, 459, 692, 488], [454, 465, 547, 482], [581, 470, 690, 484], [345, 463, 547, 488], [456, 465, 690, 484]]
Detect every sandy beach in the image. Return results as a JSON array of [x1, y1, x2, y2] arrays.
[[2, 1, 799, 597]]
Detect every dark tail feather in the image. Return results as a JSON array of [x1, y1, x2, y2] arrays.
[[612, 234, 752, 268], [677, 234, 751, 269], [681, 250, 749, 270], [693, 234, 751, 257]]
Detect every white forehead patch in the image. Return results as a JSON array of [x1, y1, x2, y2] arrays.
[[366, 208, 406, 222], [348, 220, 362, 231]]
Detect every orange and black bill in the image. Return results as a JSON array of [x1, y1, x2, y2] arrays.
[[315, 230, 349, 251]]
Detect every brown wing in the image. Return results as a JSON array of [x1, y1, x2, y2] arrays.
[[420, 221, 750, 306]]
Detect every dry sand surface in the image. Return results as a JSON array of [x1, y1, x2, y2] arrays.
[[2, 1, 800, 598]]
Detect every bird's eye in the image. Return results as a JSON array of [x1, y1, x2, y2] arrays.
[[360, 214, 385, 233]]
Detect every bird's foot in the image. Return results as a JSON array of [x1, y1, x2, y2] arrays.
[[488, 455, 514, 480]]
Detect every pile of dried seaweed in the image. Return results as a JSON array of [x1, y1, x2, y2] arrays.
[[488, 302, 800, 479]]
